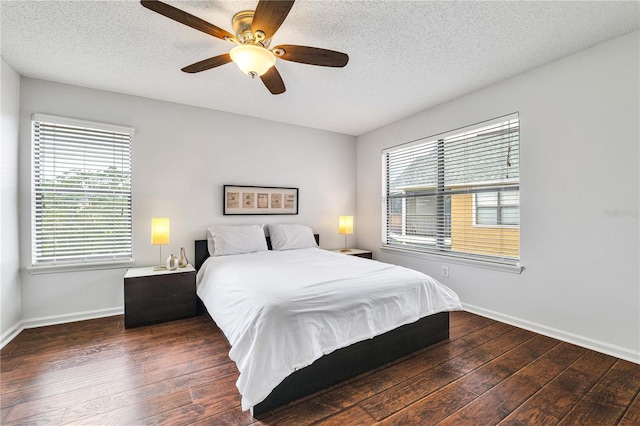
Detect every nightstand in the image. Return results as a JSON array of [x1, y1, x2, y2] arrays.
[[124, 264, 197, 329], [329, 249, 373, 259]]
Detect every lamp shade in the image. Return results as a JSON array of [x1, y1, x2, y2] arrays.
[[230, 44, 276, 77], [338, 216, 353, 235], [151, 217, 170, 245]]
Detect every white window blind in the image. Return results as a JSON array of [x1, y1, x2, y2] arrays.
[[382, 113, 520, 266], [31, 114, 134, 266]]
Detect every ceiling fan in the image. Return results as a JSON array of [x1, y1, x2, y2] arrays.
[[140, 0, 349, 95]]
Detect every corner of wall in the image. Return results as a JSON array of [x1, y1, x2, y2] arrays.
[[1, 58, 24, 345]]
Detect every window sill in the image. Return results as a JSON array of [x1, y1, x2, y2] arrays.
[[27, 259, 135, 275], [380, 246, 523, 274]]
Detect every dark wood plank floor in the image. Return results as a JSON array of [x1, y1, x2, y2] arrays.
[[1, 311, 639, 425]]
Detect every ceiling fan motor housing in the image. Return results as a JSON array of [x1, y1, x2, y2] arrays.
[[232, 10, 270, 47]]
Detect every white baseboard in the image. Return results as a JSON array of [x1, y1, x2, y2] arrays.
[[463, 303, 640, 364], [4, 304, 639, 365], [21, 307, 124, 329], [0, 307, 124, 350], [0, 321, 25, 350]]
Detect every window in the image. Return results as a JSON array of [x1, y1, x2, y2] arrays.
[[383, 113, 520, 266], [475, 191, 520, 226], [31, 114, 134, 268]]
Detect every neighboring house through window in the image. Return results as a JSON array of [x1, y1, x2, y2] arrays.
[[475, 191, 520, 226], [31, 114, 134, 268], [383, 113, 520, 266]]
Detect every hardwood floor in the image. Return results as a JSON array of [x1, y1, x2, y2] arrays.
[[1, 311, 639, 425]]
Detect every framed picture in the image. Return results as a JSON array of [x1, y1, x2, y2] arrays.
[[223, 185, 299, 215]]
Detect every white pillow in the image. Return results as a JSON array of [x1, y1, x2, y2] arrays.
[[268, 224, 318, 251], [206, 229, 216, 257], [207, 225, 268, 256]]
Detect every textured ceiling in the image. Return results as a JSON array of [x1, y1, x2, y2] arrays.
[[2, 1, 639, 136]]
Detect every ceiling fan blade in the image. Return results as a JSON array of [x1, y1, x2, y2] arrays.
[[251, 0, 295, 39], [260, 67, 286, 95], [273, 45, 349, 67], [181, 54, 232, 73], [141, 0, 234, 41]]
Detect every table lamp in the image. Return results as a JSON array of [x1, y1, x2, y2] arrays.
[[151, 217, 170, 270], [338, 215, 353, 252]]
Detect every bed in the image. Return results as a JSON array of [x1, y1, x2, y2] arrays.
[[194, 226, 462, 417]]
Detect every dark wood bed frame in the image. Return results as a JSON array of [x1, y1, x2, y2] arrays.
[[194, 236, 450, 417]]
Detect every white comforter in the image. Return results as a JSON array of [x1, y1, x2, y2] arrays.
[[196, 248, 462, 411]]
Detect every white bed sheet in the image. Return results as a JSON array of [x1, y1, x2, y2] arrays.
[[196, 248, 462, 411]]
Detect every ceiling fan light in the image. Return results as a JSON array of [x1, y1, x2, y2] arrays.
[[230, 45, 276, 77]]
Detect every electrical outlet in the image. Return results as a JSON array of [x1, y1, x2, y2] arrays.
[[442, 266, 449, 278]]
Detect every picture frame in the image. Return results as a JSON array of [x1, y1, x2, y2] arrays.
[[223, 185, 299, 215]]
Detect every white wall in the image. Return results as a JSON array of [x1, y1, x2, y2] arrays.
[[357, 31, 640, 362], [18, 78, 356, 322], [1, 59, 23, 341]]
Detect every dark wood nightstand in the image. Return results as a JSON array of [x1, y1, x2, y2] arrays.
[[124, 264, 197, 329], [329, 249, 373, 259]]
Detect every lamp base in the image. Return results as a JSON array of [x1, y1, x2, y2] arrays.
[[154, 245, 167, 271], [340, 232, 352, 253]]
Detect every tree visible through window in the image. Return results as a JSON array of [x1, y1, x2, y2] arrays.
[[31, 114, 134, 266], [383, 114, 520, 265]]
